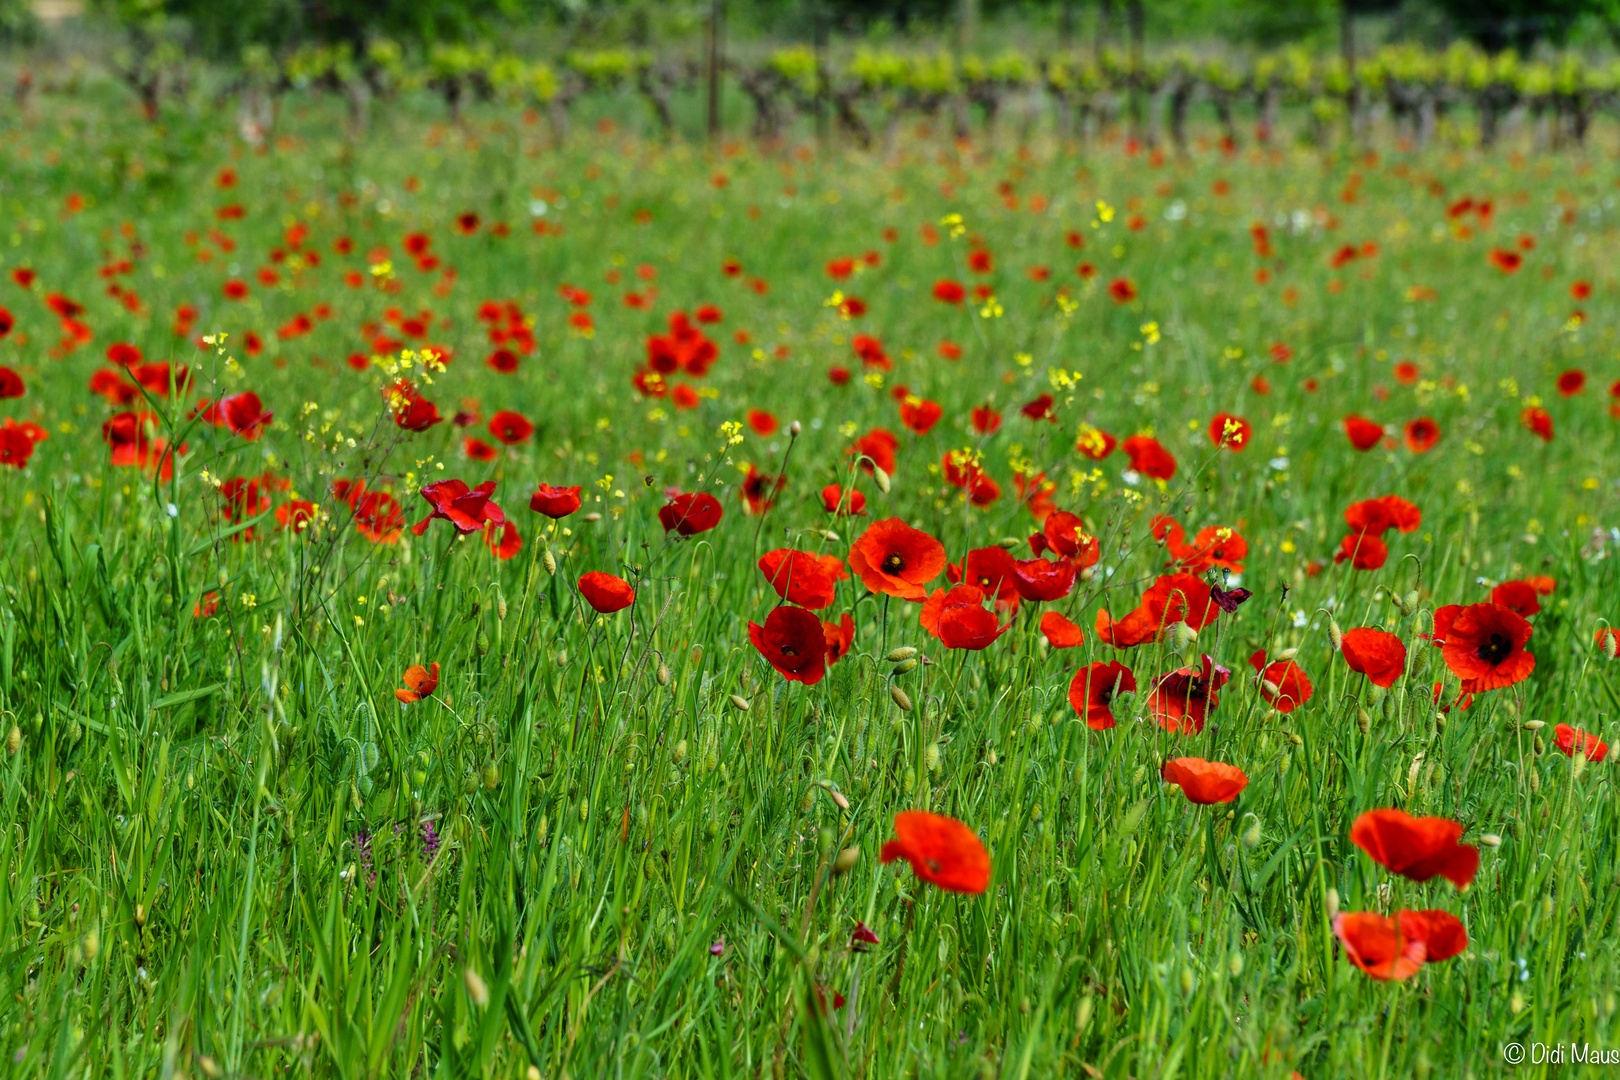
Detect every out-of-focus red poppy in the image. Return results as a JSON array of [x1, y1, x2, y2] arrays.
[[1122, 435, 1176, 480], [411, 479, 504, 536], [740, 465, 784, 515], [197, 391, 274, 440], [1107, 277, 1137, 303], [1334, 532, 1388, 570], [578, 571, 635, 613], [932, 279, 965, 304], [1349, 808, 1478, 887], [1161, 758, 1248, 804], [848, 518, 945, 601], [485, 520, 522, 559], [276, 500, 317, 532], [1403, 416, 1440, 453], [1439, 602, 1534, 693], [658, 491, 723, 535], [395, 662, 440, 704], [970, 406, 1001, 434], [758, 549, 838, 610], [1520, 405, 1553, 442], [820, 483, 866, 516], [1340, 628, 1407, 687], [1332, 912, 1425, 982], [1040, 611, 1085, 648], [749, 604, 827, 685], [1069, 661, 1135, 729], [1208, 412, 1251, 450], [1556, 369, 1586, 396], [1554, 723, 1608, 762], [386, 380, 444, 431], [899, 396, 943, 435], [746, 408, 778, 435], [1343, 415, 1384, 450], [1148, 654, 1231, 734], [851, 428, 899, 475], [352, 490, 405, 544], [465, 437, 496, 461], [0, 366, 24, 400], [1075, 424, 1116, 460], [1490, 580, 1540, 617], [1020, 394, 1055, 422], [1250, 650, 1313, 713], [1488, 247, 1522, 273], [879, 811, 990, 894], [530, 484, 582, 519], [822, 613, 855, 665], [488, 410, 533, 444], [0, 418, 41, 468]]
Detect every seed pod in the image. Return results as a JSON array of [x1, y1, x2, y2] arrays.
[[728, 694, 750, 713], [885, 646, 918, 662], [834, 845, 860, 874], [890, 685, 913, 711], [892, 658, 919, 675], [1328, 618, 1344, 651], [872, 465, 891, 494], [464, 967, 490, 1008]]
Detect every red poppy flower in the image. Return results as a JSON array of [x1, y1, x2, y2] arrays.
[[1095, 572, 1220, 648], [395, 662, 440, 704], [275, 500, 317, 532], [746, 408, 778, 436], [1349, 808, 1479, 887], [578, 571, 635, 614], [486, 348, 519, 373], [970, 406, 1001, 434], [920, 585, 1009, 650], [199, 391, 274, 440], [1344, 495, 1421, 537], [1068, 661, 1136, 729], [1250, 650, 1313, 713], [1121, 435, 1176, 480], [465, 437, 497, 462], [1075, 425, 1117, 460], [1010, 556, 1076, 602], [411, 479, 504, 536], [222, 279, 250, 300], [485, 520, 522, 559], [1107, 277, 1137, 303], [0, 420, 37, 469], [1040, 611, 1085, 648], [1334, 532, 1388, 570], [932, 279, 966, 304], [488, 410, 533, 444], [1554, 723, 1608, 762], [1556, 369, 1586, 396], [658, 491, 723, 535], [1161, 757, 1248, 804], [1571, 280, 1593, 301], [1488, 247, 1522, 273], [820, 483, 866, 516], [899, 396, 943, 435], [1149, 654, 1231, 734], [879, 810, 990, 894], [0, 366, 23, 400], [848, 518, 945, 601], [1332, 912, 1425, 982], [953, 546, 1019, 608], [822, 613, 855, 665], [1176, 526, 1247, 575], [1520, 405, 1553, 442], [1403, 417, 1440, 453], [1440, 602, 1534, 693], [352, 491, 404, 544], [1343, 414, 1384, 450], [968, 249, 993, 274], [1341, 628, 1407, 688], [851, 427, 899, 476], [740, 465, 784, 515], [1489, 580, 1540, 617], [758, 549, 838, 610], [1020, 394, 1056, 422], [530, 483, 582, 519], [748, 604, 828, 685], [386, 380, 444, 431], [1208, 412, 1252, 450]]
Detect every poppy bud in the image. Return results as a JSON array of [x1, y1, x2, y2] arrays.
[[134, 903, 146, 928], [789, 420, 801, 437], [657, 662, 672, 686], [818, 826, 834, 856], [925, 742, 941, 771], [1274, 647, 1299, 661], [1481, 832, 1501, 847], [583, 512, 602, 523], [83, 928, 99, 962], [218, 567, 229, 588], [537, 815, 549, 846], [555, 650, 568, 667], [1606, 631, 1619, 660], [198, 1056, 221, 1079], [1169, 621, 1199, 653], [1572, 752, 1589, 779], [1228, 951, 1243, 978], [1434, 712, 1445, 733], [1324, 887, 1339, 920], [1401, 589, 1420, 615], [890, 685, 913, 711], [1357, 708, 1371, 733], [464, 967, 490, 1008], [483, 761, 500, 789], [892, 658, 919, 674], [1528, 766, 1540, 793], [997, 537, 1021, 549], [543, 549, 557, 574], [1075, 995, 1094, 1032], [886, 646, 918, 662], [1179, 968, 1195, 995], [834, 845, 860, 874], [729, 694, 750, 712], [477, 630, 490, 656], [1510, 991, 1525, 1014], [872, 465, 891, 494], [672, 739, 688, 764], [1522, 719, 1544, 730], [497, 597, 507, 620], [5, 726, 17, 755], [1261, 678, 1281, 698], [1328, 618, 1344, 651], [1288, 732, 1303, 746], [579, 798, 589, 821], [1240, 815, 1261, 848]]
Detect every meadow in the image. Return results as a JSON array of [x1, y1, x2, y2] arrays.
[[0, 81, 1618, 1079]]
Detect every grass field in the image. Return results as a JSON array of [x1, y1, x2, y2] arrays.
[[1, 86, 1619, 1079]]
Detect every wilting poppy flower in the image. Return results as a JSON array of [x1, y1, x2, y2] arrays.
[[530, 484, 582, 519], [1096, 572, 1220, 648], [411, 479, 504, 536], [1075, 424, 1117, 460], [658, 491, 723, 535], [1490, 580, 1540, 617], [1250, 651, 1313, 713], [1107, 277, 1138, 303], [932, 279, 966, 304], [1440, 602, 1534, 693], [820, 483, 866, 516], [1331, 912, 1425, 981], [899, 396, 943, 435], [1334, 532, 1388, 570], [395, 662, 441, 704], [879, 810, 990, 894], [1040, 611, 1085, 648], [0, 366, 24, 399], [1208, 413, 1251, 450], [1149, 654, 1231, 734], [822, 613, 855, 664], [758, 549, 838, 610], [1121, 435, 1176, 480], [1341, 628, 1407, 687], [748, 604, 828, 685], [488, 410, 534, 444], [848, 518, 945, 601], [1161, 757, 1248, 804], [1519, 405, 1553, 442], [1403, 417, 1440, 453], [1010, 556, 1076, 602], [1343, 415, 1384, 450], [578, 571, 635, 614], [1069, 661, 1135, 729], [1554, 723, 1608, 762], [1349, 808, 1479, 888], [484, 520, 522, 559]]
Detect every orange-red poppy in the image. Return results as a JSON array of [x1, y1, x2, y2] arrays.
[[1208, 412, 1251, 450], [848, 518, 945, 601], [822, 613, 855, 665], [1148, 654, 1231, 734], [1332, 912, 1425, 981], [758, 549, 839, 610], [1069, 661, 1135, 729], [1121, 435, 1176, 480], [658, 491, 723, 535], [1039, 611, 1085, 648], [1095, 572, 1220, 648], [1489, 580, 1540, 617], [748, 604, 828, 685], [578, 571, 635, 614], [1554, 723, 1608, 762], [1249, 651, 1313, 713], [1403, 417, 1440, 453], [1519, 405, 1553, 442], [395, 662, 440, 704], [1161, 757, 1248, 804], [1438, 602, 1534, 693], [1340, 628, 1407, 688], [530, 483, 582, 519], [879, 811, 990, 894], [1343, 414, 1384, 450], [1349, 808, 1479, 888]]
